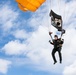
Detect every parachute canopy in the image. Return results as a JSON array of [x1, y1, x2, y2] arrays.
[[50, 10, 62, 31], [16, 0, 46, 12]]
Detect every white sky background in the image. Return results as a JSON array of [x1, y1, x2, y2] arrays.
[[0, 0, 76, 74]]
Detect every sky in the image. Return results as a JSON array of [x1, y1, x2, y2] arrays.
[[0, 0, 76, 75]]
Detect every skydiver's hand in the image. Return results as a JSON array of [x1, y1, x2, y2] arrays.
[[49, 32, 52, 35], [49, 40, 51, 43]]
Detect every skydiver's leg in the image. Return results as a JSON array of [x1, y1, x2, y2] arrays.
[[52, 48, 57, 64], [58, 47, 62, 63]]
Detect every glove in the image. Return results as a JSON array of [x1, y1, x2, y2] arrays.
[[49, 40, 51, 43], [49, 32, 52, 35]]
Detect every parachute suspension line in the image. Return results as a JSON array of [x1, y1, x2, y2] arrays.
[[58, 0, 62, 35], [61, 0, 66, 38], [46, 0, 52, 33], [46, 0, 50, 33], [47, 0, 51, 33], [63, 1, 66, 25], [48, 0, 52, 33], [58, 0, 61, 14], [49, 0, 66, 38], [57, 0, 64, 38], [50, 0, 52, 9]]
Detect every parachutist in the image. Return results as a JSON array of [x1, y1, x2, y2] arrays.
[[49, 34, 64, 64]]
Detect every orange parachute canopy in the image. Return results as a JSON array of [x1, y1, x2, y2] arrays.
[[16, 0, 46, 12]]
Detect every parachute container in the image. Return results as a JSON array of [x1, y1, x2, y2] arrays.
[[16, 0, 46, 12], [50, 10, 62, 31]]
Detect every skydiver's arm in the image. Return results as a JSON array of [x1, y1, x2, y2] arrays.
[[49, 40, 54, 45], [49, 32, 53, 41]]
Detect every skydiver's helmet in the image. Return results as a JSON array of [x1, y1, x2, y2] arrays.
[[54, 35, 58, 37], [54, 35, 58, 40]]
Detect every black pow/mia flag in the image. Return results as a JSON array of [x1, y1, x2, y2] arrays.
[[49, 10, 62, 31]]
